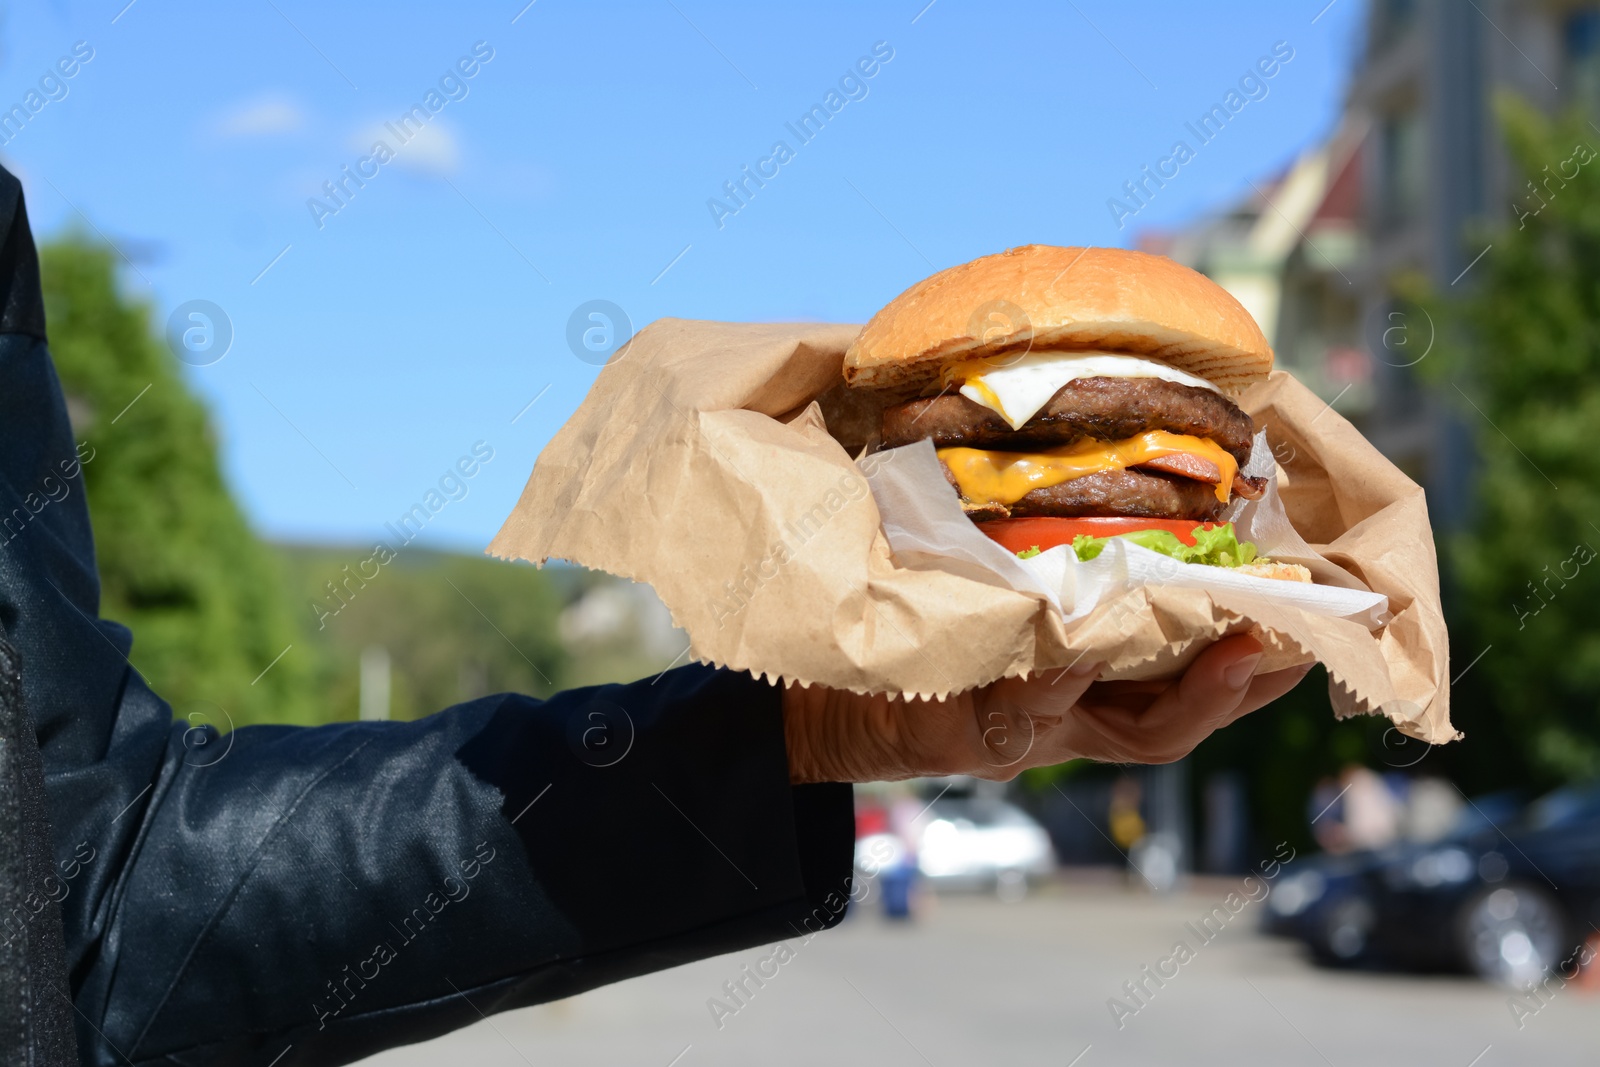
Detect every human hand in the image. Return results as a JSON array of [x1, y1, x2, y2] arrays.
[[782, 635, 1311, 783]]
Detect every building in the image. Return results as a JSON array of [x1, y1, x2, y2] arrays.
[[1139, 120, 1370, 425], [1149, 0, 1600, 528]]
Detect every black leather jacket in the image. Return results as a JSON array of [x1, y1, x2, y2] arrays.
[[0, 168, 853, 1066]]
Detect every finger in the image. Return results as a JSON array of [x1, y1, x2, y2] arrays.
[[1085, 678, 1171, 697], [1132, 634, 1264, 734], [1062, 635, 1264, 763], [992, 658, 1105, 718], [1007, 639, 1294, 770], [970, 666, 1100, 771], [1221, 662, 1314, 725], [970, 661, 1107, 774], [1051, 646, 1307, 767]]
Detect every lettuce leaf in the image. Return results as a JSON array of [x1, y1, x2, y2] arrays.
[[1062, 522, 1261, 568]]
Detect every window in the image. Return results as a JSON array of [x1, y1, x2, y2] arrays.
[[1369, 0, 1419, 60], [1564, 8, 1600, 114], [1379, 111, 1426, 229]]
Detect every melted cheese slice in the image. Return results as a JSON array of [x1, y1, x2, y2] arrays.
[[943, 350, 1222, 431], [938, 431, 1239, 505]]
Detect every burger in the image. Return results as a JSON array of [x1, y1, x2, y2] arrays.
[[843, 245, 1310, 582]]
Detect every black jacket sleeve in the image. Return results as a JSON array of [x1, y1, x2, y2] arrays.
[[0, 168, 855, 1066]]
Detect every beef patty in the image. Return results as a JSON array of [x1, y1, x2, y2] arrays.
[[941, 464, 1229, 523], [884, 376, 1255, 465]]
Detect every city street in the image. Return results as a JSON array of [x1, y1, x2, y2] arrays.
[[359, 874, 1595, 1066]]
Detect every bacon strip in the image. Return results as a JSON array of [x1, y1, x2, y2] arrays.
[[1134, 452, 1222, 485], [1232, 473, 1267, 500]]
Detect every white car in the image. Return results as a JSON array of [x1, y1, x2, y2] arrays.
[[914, 797, 1056, 900]]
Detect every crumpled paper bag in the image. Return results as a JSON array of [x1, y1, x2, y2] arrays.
[[489, 319, 1457, 744]]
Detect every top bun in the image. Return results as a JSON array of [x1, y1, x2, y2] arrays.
[[843, 245, 1273, 396]]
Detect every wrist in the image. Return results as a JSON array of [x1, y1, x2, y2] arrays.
[[782, 684, 826, 785], [782, 684, 907, 785]]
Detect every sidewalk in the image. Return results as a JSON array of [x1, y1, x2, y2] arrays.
[[358, 881, 1597, 1066]]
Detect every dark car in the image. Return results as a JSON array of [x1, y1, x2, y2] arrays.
[[1262, 789, 1525, 958], [1262, 846, 1393, 958], [1268, 786, 1600, 984]]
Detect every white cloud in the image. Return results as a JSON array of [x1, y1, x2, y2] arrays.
[[352, 119, 460, 177], [218, 96, 305, 137]]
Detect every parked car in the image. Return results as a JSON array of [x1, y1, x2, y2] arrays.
[[1270, 784, 1600, 984], [1263, 790, 1525, 960], [1263, 847, 1389, 957], [914, 795, 1056, 901]]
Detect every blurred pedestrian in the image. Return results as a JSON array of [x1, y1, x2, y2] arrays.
[[1109, 773, 1147, 852], [1399, 776, 1463, 843], [879, 794, 926, 920], [1313, 764, 1403, 853]]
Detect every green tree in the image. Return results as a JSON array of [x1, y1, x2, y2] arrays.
[[281, 546, 568, 721], [1423, 96, 1600, 784], [40, 236, 316, 728]]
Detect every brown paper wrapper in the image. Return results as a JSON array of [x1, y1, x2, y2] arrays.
[[490, 320, 1458, 745]]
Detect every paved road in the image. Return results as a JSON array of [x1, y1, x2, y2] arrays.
[[358, 877, 1594, 1066]]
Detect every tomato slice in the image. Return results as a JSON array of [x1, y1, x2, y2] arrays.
[[978, 517, 1217, 554]]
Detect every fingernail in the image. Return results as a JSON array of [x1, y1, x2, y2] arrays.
[[1223, 652, 1263, 689], [1068, 659, 1103, 677]]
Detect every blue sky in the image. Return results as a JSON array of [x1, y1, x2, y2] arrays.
[[0, 0, 1363, 552]]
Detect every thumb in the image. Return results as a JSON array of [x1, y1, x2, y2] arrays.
[[1150, 633, 1264, 732]]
